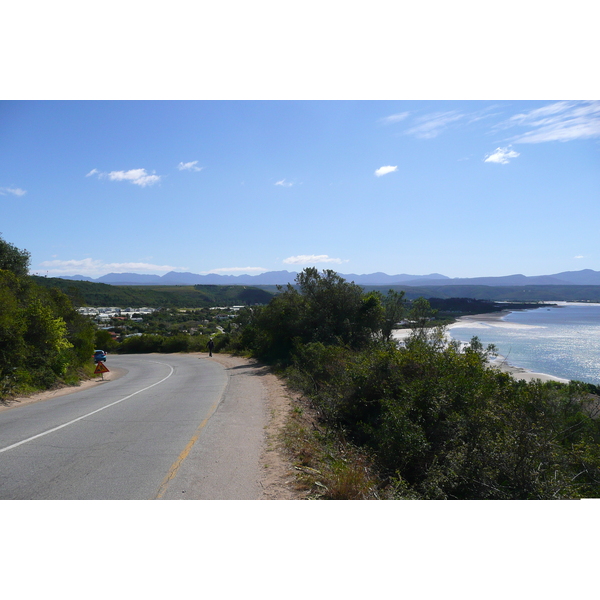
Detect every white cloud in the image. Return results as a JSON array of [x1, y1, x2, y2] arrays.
[[375, 165, 398, 177], [87, 168, 161, 187], [177, 161, 203, 172], [503, 101, 600, 144], [107, 169, 145, 182], [0, 187, 26, 196], [275, 179, 293, 187], [132, 174, 161, 187], [484, 146, 520, 164], [380, 112, 410, 125], [405, 111, 465, 139], [107, 169, 160, 186], [37, 258, 185, 277], [283, 254, 347, 265], [575, 255, 585, 259]]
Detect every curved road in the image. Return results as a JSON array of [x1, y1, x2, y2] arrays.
[[0, 354, 267, 500]]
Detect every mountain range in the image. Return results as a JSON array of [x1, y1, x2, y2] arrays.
[[56, 269, 600, 287]]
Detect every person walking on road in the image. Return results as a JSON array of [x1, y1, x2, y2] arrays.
[[207, 337, 215, 357]]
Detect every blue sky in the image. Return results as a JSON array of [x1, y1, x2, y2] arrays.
[[2, 100, 598, 279], [1, 4, 598, 281]]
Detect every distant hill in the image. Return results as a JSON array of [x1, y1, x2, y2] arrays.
[[339, 272, 449, 285], [30, 277, 275, 308], [366, 284, 600, 303], [32, 274, 600, 306], [59, 270, 302, 286], [401, 269, 600, 287], [550, 269, 600, 285], [57, 268, 600, 287], [406, 274, 569, 286]]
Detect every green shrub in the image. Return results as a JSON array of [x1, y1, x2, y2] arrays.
[[0, 256, 96, 399], [95, 329, 118, 352], [119, 334, 164, 353], [285, 328, 600, 499], [161, 334, 191, 353]]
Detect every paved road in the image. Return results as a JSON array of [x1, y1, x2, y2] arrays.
[[0, 354, 267, 500]]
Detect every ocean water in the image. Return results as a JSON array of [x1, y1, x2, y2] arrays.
[[448, 303, 600, 385]]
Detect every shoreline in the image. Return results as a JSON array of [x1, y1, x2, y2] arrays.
[[448, 312, 570, 384], [393, 310, 570, 384], [487, 353, 570, 384]]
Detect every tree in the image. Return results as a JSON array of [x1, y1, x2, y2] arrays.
[[380, 289, 406, 341], [407, 297, 437, 332], [23, 297, 73, 378], [0, 234, 31, 277], [295, 268, 382, 349], [241, 268, 388, 364], [0, 271, 27, 388], [95, 329, 118, 352], [0, 238, 95, 397]]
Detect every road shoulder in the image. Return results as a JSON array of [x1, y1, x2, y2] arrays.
[[201, 354, 303, 499], [166, 353, 303, 500]]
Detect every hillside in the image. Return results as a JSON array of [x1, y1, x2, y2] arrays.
[[57, 268, 600, 287], [30, 276, 275, 308], [32, 275, 600, 306], [368, 284, 600, 303]]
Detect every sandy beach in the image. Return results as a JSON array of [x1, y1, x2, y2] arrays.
[[447, 312, 569, 383], [393, 313, 570, 384]]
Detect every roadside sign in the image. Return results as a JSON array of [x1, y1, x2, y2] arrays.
[[94, 362, 109, 374]]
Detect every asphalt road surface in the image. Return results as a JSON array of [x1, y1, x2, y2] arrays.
[[0, 354, 267, 499]]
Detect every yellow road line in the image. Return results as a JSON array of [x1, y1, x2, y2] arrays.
[[154, 398, 221, 499]]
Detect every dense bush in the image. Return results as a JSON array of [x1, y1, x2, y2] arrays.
[[236, 268, 404, 365], [118, 333, 217, 354], [287, 331, 600, 499], [234, 268, 600, 499], [0, 237, 96, 398]]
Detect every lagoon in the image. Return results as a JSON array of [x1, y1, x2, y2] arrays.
[[448, 303, 600, 385]]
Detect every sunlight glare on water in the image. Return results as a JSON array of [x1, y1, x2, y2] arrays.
[[448, 303, 600, 385]]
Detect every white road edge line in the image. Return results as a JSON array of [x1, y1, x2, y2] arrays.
[[0, 362, 175, 454]]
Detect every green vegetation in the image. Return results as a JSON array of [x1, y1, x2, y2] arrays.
[[234, 268, 389, 363], [25, 274, 274, 364], [1, 233, 249, 399], [423, 297, 549, 327], [5, 235, 600, 498], [1, 236, 96, 401], [373, 283, 600, 303], [31, 277, 274, 308], [115, 307, 233, 355], [230, 268, 600, 499], [0, 235, 31, 277]]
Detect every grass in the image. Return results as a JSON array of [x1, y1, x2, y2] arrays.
[[1, 362, 98, 405], [280, 391, 386, 499]]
